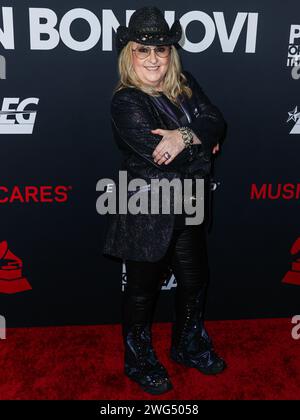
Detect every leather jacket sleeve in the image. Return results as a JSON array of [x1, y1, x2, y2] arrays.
[[182, 70, 226, 155], [110, 88, 201, 172]]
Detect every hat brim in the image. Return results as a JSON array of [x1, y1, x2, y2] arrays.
[[116, 19, 182, 54]]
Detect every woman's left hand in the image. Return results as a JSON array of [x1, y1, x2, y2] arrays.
[[151, 128, 186, 165]]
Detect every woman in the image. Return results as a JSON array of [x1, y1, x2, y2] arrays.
[[103, 6, 226, 395]]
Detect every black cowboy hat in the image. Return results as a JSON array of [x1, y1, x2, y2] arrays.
[[115, 6, 182, 55]]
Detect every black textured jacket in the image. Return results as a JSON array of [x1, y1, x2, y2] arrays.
[[102, 70, 226, 262]]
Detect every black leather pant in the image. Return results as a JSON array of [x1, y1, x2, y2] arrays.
[[123, 223, 209, 340]]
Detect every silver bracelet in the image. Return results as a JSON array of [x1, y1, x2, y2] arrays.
[[178, 126, 193, 149]]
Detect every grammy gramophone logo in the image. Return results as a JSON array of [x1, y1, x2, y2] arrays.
[[0, 240, 32, 294], [282, 237, 300, 286]]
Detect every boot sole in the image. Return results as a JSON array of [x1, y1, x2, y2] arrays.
[[125, 372, 173, 395], [170, 353, 226, 375]]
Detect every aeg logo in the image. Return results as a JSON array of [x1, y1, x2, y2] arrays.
[[0, 7, 258, 53], [0, 97, 39, 134]]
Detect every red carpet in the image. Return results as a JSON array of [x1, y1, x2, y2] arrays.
[[0, 318, 299, 400]]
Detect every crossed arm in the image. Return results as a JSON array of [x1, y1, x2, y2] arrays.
[[111, 91, 202, 171], [110, 77, 225, 171]]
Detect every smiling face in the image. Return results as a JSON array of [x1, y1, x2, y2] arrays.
[[131, 42, 171, 90]]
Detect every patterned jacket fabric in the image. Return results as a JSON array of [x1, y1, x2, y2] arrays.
[[102, 70, 226, 262]]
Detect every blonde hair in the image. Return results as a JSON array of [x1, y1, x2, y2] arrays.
[[113, 41, 192, 105]]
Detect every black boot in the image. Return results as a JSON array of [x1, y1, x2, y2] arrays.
[[170, 288, 226, 375], [122, 293, 173, 395]]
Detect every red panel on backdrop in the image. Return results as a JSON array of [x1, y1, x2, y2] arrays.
[[0, 240, 32, 294]]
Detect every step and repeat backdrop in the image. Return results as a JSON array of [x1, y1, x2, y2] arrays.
[[0, 0, 299, 327]]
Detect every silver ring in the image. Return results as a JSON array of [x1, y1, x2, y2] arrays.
[[164, 151, 171, 160]]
